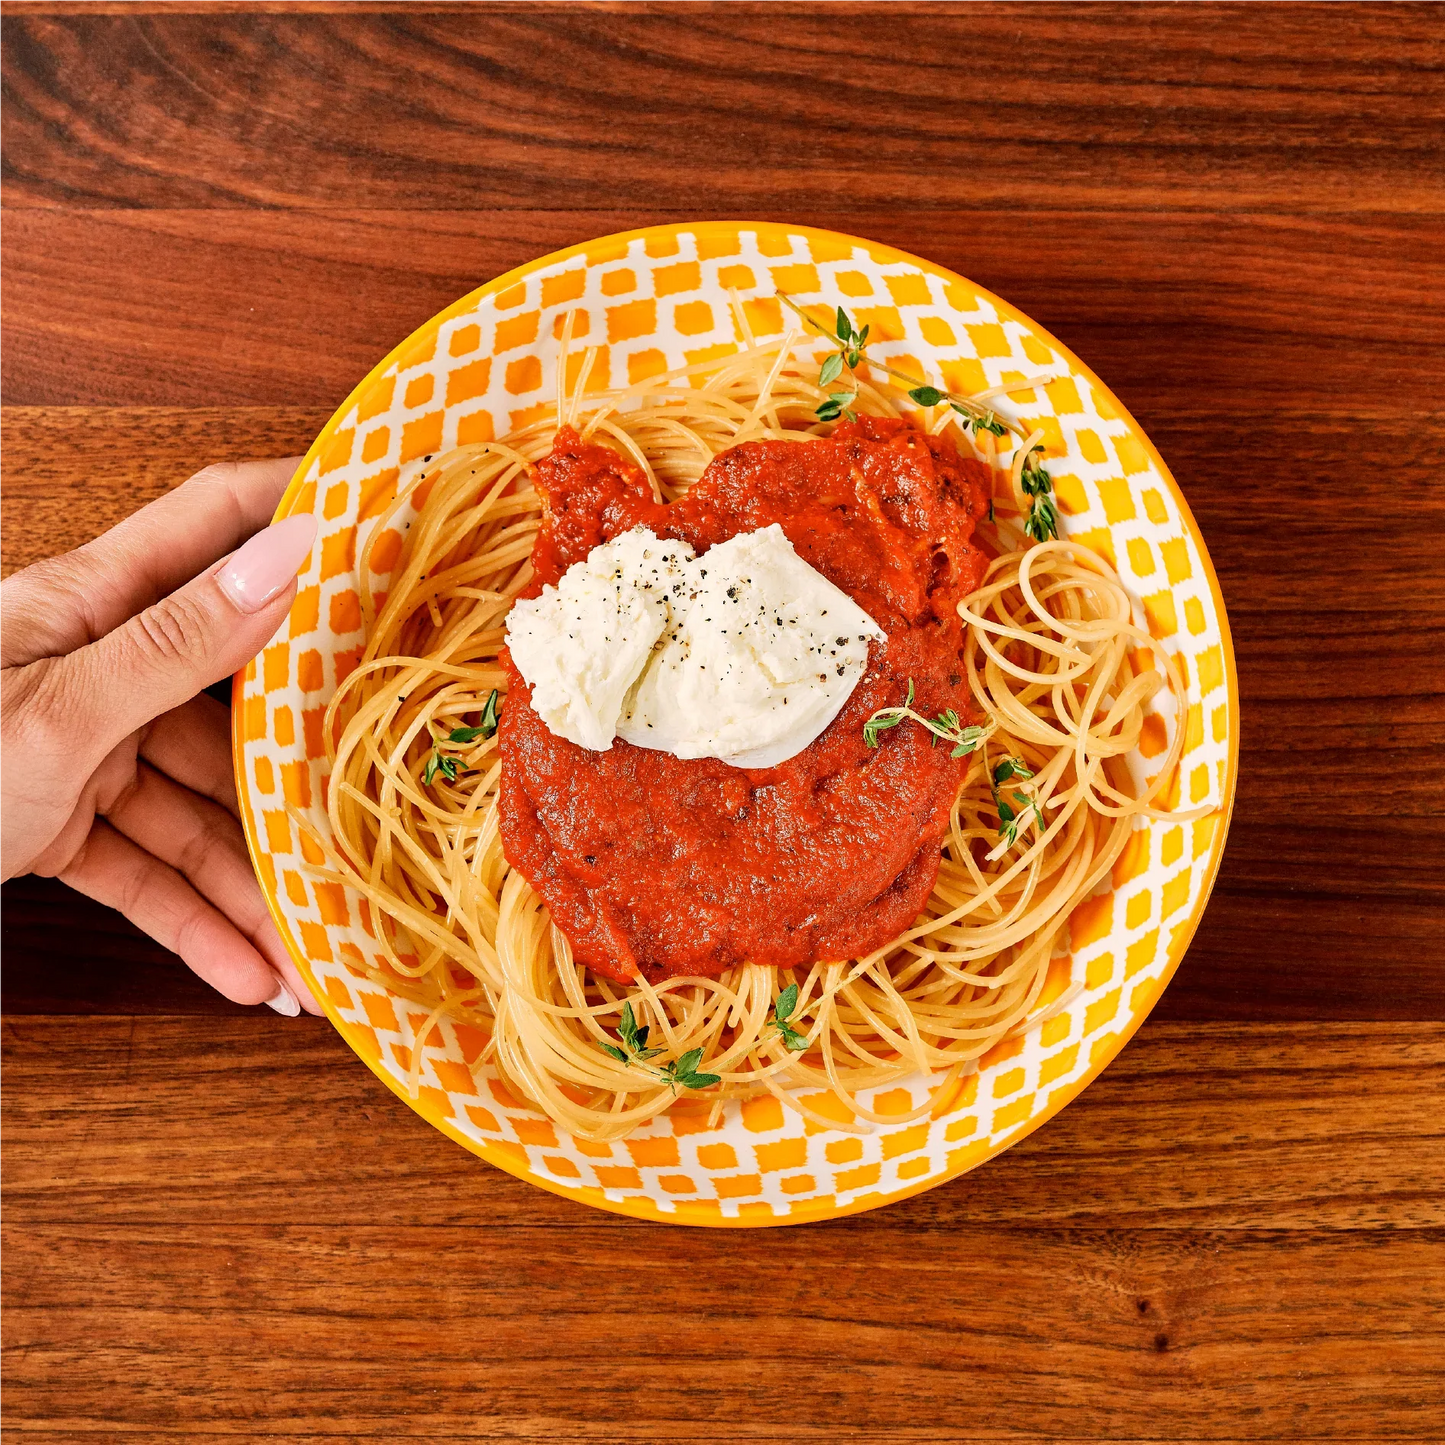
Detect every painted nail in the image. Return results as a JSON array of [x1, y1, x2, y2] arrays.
[[264, 978, 302, 1017], [217, 514, 318, 613]]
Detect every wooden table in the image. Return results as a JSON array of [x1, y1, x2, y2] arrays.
[[4, 4, 1443, 1439]]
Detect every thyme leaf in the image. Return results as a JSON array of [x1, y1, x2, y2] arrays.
[[954, 402, 1008, 437], [478, 688, 502, 738], [424, 689, 502, 786], [1020, 445, 1059, 543], [655, 1048, 722, 1093], [862, 678, 914, 747], [768, 982, 809, 1052], [597, 1001, 719, 1090], [993, 757, 1035, 785], [777, 293, 1029, 440], [989, 760, 1045, 848], [863, 679, 984, 756], [422, 752, 458, 786], [614, 1001, 664, 1062], [1024, 487, 1059, 543]]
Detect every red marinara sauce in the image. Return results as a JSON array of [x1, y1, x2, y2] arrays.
[[499, 415, 992, 983]]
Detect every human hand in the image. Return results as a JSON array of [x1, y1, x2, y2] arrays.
[[1, 460, 324, 1016]]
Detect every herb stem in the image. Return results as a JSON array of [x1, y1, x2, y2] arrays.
[[863, 679, 993, 758], [776, 292, 1028, 440], [776, 292, 1061, 545], [986, 750, 1046, 856], [596, 1002, 721, 1092]]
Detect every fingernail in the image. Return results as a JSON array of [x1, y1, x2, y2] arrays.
[[217, 514, 318, 613], [264, 978, 302, 1017]]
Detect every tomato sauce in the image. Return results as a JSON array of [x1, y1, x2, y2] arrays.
[[499, 416, 992, 982]]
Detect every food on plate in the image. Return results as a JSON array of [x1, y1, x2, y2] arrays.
[[502, 415, 980, 983], [506, 518, 883, 768], [302, 300, 1209, 1141]]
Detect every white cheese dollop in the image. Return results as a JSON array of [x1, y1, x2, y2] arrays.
[[505, 523, 884, 769], [505, 527, 693, 751], [618, 525, 884, 768]]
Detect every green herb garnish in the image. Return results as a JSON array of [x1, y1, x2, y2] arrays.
[[776, 293, 1061, 544], [1020, 447, 1059, 543], [778, 293, 1027, 441], [768, 982, 809, 1052], [810, 307, 867, 421], [864, 678, 986, 758], [963, 409, 1009, 438], [477, 689, 503, 739], [993, 757, 1035, 786], [422, 688, 502, 787], [863, 678, 913, 748], [816, 390, 858, 424], [833, 305, 870, 367], [989, 758, 1045, 849], [597, 1002, 720, 1092], [422, 752, 457, 787], [598, 1000, 665, 1065], [655, 1049, 722, 1094]]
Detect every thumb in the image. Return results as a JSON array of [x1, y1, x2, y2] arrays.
[[61, 513, 318, 759]]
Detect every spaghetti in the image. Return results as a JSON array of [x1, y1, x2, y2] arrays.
[[303, 316, 1208, 1141]]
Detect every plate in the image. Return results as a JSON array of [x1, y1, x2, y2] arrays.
[[232, 222, 1238, 1226]]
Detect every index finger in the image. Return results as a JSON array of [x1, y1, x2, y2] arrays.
[[1, 456, 302, 667]]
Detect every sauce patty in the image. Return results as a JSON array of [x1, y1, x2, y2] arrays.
[[499, 415, 992, 982]]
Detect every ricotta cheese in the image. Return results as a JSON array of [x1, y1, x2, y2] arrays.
[[506, 523, 884, 768], [505, 527, 693, 751], [618, 525, 884, 768]]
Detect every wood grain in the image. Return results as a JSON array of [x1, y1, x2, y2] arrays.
[[4, 1018, 1443, 1231], [5, 208, 1443, 408], [5, 6, 1444, 213], [4, 1221, 1441, 1441], [3, 4, 1444, 1439], [0, 405, 329, 575], [3, 1018, 1443, 1439]]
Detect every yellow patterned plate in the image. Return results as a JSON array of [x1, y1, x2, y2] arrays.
[[233, 222, 1238, 1226]]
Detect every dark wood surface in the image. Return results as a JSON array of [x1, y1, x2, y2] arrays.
[[3, 4, 1443, 1440]]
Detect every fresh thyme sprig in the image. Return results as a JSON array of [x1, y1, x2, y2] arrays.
[[993, 756, 1034, 786], [422, 688, 501, 786], [597, 1002, 721, 1092], [814, 306, 869, 422], [863, 678, 987, 759], [990, 756, 1045, 849], [767, 982, 809, 1053], [1020, 448, 1059, 544], [654, 1049, 722, 1094], [776, 292, 1061, 543], [598, 1001, 665, 1065], [779, 292, 1018, 440]]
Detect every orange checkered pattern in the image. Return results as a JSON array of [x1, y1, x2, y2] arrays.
[[233, 223, 1238, 1226]]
